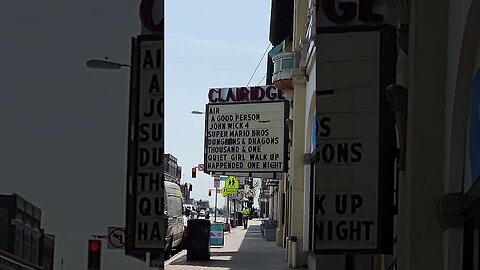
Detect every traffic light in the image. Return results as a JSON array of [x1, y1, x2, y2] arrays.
[[192, 167, 197, 178], [189, 184, 193, 191], [87, 239, 102, 270], [248, 178, 253, 189], [208, 189, 212, 196]]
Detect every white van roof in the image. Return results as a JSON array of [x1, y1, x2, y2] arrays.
[[165, 181, 182, 197]]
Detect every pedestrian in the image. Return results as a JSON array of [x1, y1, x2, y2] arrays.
[[241, 207, 250, 229]]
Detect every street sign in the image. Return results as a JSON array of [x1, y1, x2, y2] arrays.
[[107, 227, 125, 249], [220, 186, 235, 197], [198, 164, 205, 171], [247, 189, 256, 198], [220, 176, 239, 196], [235, 189, 244, 201], [214, 176, 220, 188], [225, 176, 239, 189]]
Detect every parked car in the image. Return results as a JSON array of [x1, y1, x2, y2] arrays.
[[164, 182, 185, 255], [190, 210, 198, 219], [184, 204, 198, 219]]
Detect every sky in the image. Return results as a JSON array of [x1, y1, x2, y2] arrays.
[[164, 0, 271, 210], [0, 0, 271, 270]]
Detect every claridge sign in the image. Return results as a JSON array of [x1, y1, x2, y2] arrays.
[[204, 101, 288, 174]]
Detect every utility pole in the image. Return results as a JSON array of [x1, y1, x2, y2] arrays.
[[233, 198, 237, 226], [225, 195, 229, 224], [214, 187, 218, 222]]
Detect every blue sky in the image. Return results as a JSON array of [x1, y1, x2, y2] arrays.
[[165, 0, 272, 209], [0, 0, 271, 269]]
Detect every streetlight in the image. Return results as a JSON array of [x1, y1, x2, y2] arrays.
[[191, 110, 205, 115], [86, 58, 131, 70]]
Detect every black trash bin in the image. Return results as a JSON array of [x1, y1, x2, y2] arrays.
[[187, 219, 211, 261]]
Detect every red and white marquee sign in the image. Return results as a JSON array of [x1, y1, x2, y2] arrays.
[[139, 0, 164, 34], [208, 85, 286, 104], [316, 0, 387, 27]]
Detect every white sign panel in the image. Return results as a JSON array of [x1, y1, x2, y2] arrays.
[[314, 28, 395, 252], [134, 36, 165, 250], [204, 101, 288, 173]]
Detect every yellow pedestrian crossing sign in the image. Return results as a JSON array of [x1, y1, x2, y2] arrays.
[[225, 176, 239, 189], [220, 176, 239, 197]]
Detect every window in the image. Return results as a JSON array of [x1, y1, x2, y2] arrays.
[[31, 234, 39, 265], [167, 195, 182, 217], [282, 58, 294, 69], [23, 230, 31, 262], [14, 227, 22, 257], [274, 60, 281, 72]]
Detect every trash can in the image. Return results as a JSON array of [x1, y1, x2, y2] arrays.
[[264, 220, 278, 241], [187, 219, 211, 261], [230, 218, 236, 228], [261, 220, 267, 238]]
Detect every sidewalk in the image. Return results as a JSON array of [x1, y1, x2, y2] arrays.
[[165, 219, 290, 270]]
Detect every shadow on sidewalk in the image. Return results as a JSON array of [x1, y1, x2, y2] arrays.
[[168, 221, 288, 269], [226, 224, 288, 270]]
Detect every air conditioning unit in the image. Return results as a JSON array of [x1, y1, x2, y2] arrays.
[[272, 52, 294, 90]]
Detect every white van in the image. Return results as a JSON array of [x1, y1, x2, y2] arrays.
[[164, 181, 184, 254]]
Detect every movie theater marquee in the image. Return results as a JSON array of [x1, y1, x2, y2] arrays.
[[204, 101, 288, 174]]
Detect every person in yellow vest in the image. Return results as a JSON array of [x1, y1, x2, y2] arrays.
[[242, 207, 251, 229]]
